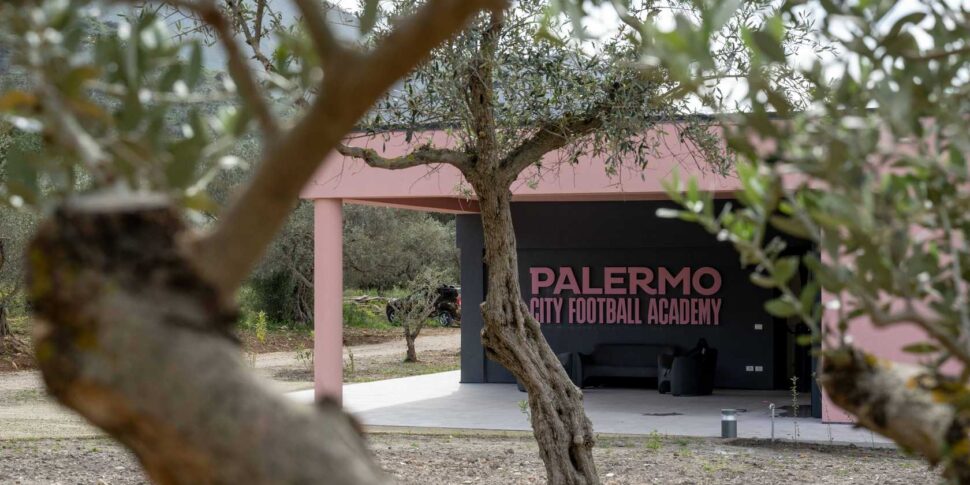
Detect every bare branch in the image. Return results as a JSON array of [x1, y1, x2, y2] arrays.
[[126, 0, 281, 139], [292, 0, 345, 67], [189, 0, 507, 295], [499, 99, 610, 177], [225, 0, 277, 74], [202, 0, 280, 139], [465, 11, 503, 164], [336, 143, 472, 170], [253, 0, 266, 46]]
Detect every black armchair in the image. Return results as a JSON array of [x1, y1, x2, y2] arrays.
[[670, 339, 718, 396], [657, 349, 678, 394]]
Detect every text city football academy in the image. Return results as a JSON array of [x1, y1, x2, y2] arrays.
[[527, 266, 723, 326]]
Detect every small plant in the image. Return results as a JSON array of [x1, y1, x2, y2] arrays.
[[296, 349, 314, 373], [518, 399, 531, 423], [254, 311, 268, 344], [344, 348, 356, 376], [644, 431, 662, 451], [790, 375, 800, 443], [245, 311, 269, 368]]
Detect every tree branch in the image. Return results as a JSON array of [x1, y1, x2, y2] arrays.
[[821, 347, 970, 483], [465, 11, 503, 166], [253, 0, 266, 46], [189, 0, 507, 295], [292, 0, 345, 67], [499, 97, 612, 177], [137, 0, 280, 139], [336, 143, 472, 170], [225, 0, 277, 74]]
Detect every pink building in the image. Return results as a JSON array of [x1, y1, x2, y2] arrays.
[[301, 128, 923, 423]]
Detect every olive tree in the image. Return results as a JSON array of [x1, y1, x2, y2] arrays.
[[595, 0, 970, 482], [0, 124, 37, 347], [344, 204, 458, 291], [0, 0, 502, 483], [335, 1, 817, 482], [391, 267, 446, 362]]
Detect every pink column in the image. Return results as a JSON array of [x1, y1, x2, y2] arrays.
[[313, 198, 343, 403]]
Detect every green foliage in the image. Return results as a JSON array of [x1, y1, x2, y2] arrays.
[[248, 267, 308, 325], [343, 301, 392, 330], [0, 3, 254, 211], [344, 205, 458, 290], [357, 0, 815, 176], [0, 124, 37, 319], [642, 0, 970, 476], [253, 311, 268, 344]]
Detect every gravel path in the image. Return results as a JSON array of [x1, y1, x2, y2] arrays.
[[254, 329, 460, 369], [0, 329, 461, 440]]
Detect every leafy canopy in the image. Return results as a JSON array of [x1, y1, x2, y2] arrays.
[[358, 0, 819, 177]]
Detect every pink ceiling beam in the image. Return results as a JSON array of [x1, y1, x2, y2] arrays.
[[300, 128, 742, 206]]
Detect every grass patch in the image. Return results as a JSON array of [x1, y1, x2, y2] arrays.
[[343, 302, 392, 330], [344, 349, 460, 383]]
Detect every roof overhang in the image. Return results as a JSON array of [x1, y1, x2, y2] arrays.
[[300, 128, 743, 213]]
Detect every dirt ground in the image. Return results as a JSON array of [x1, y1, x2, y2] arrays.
[[0, 335, 32, 373], [0, 327, 937, 483], [0, 328, 461, 439], [0, 432, 936, 484]]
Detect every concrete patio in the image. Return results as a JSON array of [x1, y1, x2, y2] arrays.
[[289, 371, 892, 446]]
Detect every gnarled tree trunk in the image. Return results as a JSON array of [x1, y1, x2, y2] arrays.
[[470, 177, 599, 485], [404, 327, 419, 362], [0, 304, 9, 338], [27, 195, 387, 485], [0, 239, 10, 338], [820, 347, 970, 483]]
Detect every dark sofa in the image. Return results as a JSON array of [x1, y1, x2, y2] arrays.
[[669, 339, 718, 396], [575, 343, 676, 388]]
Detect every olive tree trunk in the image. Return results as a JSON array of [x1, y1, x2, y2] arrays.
[[0, 305, 9, 338], [470, 177, 599, 485], [27, 195, 388, 485], [821, 347, 970, 483], [404, 327, 419, 362], [0, 239, 10, 338]]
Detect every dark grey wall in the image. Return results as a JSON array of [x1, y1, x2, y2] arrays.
[[458, 200, 786, 390]]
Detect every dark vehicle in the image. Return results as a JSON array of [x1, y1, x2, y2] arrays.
[[386, 285, 461, 327]]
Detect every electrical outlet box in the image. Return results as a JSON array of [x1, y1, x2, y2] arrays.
[[754, 323, 763, 330], [745, 365, 754, 372]]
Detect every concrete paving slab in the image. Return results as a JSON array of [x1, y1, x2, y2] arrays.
[[289, 371, 893, 447]]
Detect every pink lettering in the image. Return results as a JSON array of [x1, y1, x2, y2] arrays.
[[581, 267, 603, 295], [693, 267, 721, 296], [604, 267, 627, 295], [530, 267, 554, 295], [554, 267, 581, 294], [629, 267, 656, 295], [658, 267, 691, 295]]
